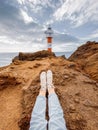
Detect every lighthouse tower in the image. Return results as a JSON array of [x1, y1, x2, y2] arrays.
[[45, 25, 53, 52]]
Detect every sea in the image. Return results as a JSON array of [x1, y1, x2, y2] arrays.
[[0, 52, 73, 67]]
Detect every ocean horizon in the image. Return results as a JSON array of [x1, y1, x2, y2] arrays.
[[0, 51, 73, 67]]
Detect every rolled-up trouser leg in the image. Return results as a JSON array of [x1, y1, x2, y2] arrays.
[[29, 95, 47, 130], [48, 93, 67, 130]]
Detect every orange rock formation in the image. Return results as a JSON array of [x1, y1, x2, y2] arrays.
[[0, 43, 98, 130]]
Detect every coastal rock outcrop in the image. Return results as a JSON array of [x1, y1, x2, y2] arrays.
[[0, 44, 98, 130], [12, 50, 56, 62], [69, 41, 98, 82]]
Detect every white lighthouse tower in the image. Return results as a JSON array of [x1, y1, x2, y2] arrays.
[[45, 25, 53, 52]]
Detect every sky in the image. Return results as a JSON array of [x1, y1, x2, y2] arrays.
[[0, 0, 98, 52]]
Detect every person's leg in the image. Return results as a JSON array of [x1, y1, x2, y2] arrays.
[[48, 88, 67, 130], [47, 70, 67, 130], [29, 90, 47, 130], [29, 71, 47, 130]]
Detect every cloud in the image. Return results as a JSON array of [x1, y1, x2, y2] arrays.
[[17, 0, 25, 5], [53, 0, 98, 27], [52, 32, 80, 52], [52, 41, 81, 52], [0, 0, 98, 53], [54, 32, 79, 43], [20, 9, 34, 24], [90, 30, 98, 38]]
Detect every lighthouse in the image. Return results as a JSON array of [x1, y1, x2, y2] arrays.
[[45, 25, 53, 52]]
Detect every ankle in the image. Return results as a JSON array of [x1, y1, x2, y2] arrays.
[[39, 89, 46, 97], [48, 88, 55, 95]]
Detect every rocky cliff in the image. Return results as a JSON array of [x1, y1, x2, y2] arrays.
[[0, 43, 98, 130], [69, 41, 98, 82]]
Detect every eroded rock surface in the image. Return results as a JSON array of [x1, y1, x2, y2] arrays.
[[69, 41, 98, 82], [12, 50, 56, 62], [0, 48, 98, 130]]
